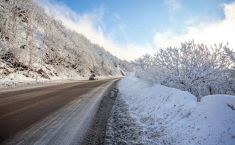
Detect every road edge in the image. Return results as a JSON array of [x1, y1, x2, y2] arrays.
[[81, 80, 119, 145]]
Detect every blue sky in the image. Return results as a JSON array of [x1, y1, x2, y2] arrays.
[[40, 0, 235, 60], [50, 0, 232, 44]]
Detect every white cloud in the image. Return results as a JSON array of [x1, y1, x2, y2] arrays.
[[37, 0, 154, 61], [154, 1, 235, 50]]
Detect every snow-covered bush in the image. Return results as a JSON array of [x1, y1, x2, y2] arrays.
[[135, 54, 158, 84], [135, 41, 235, 101]]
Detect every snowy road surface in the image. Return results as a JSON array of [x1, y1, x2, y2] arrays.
[[0, 79, 118, 145]]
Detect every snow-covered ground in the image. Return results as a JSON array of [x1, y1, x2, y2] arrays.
[[0, 67, 82, 89], [118, 76, 235, 145]]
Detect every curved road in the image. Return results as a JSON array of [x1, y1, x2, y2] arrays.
[[0, 79, 118, 145]]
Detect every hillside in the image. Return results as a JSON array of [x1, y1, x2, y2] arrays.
[[0, 0, 131, 87]]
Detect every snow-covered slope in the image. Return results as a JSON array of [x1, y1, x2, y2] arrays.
[[0, 0, 132, 88], [118, 76, 235, 145]]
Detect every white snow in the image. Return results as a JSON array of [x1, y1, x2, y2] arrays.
[[118, 76, 235, 145]]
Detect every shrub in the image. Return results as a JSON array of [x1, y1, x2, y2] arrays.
[[135, 41, 235, 101]]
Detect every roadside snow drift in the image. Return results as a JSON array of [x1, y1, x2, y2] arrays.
[[118, 76, 235, 145]]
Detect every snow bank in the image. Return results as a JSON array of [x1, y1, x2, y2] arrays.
[[118, 76, 235, 145]]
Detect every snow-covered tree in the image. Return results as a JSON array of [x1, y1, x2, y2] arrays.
[[0, 0, 131, 81], [135, 41, 234, 101]]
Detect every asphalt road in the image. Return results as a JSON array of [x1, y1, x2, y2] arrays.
[[0, 79, 118, 145]]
